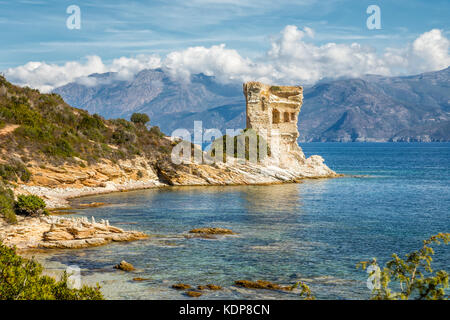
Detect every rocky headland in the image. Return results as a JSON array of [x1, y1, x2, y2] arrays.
[[0, 77, 337, 251]]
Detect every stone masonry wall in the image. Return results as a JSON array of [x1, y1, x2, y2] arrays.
[[243, 82, 306, 168]]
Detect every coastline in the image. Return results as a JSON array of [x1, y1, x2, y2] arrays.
[[14, 153, 340, 210], [17, 168, 341, 210], [3, 152, 339, 251]]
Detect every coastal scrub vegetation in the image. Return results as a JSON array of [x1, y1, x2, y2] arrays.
[[0, 180, 16, 224], [0, 75, 173, 170], [0, 179, 49, 223], [130, 112, 150, 126], [0, 161, 31, 183], [0, 242, 104, 300], [357, 233, 450, 300], [14, 194, 48, 217], [289, 233, 449, 300]]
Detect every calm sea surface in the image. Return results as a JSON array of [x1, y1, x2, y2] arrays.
[[36, 143, 450, 299]]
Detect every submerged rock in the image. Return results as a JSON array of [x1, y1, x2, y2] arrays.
[[185, 290, 202, 298], [197, 284, 222, 291], [171, 283, 191, 290], [78, 202, 107, 208], [114, 260, 135, 271], [189, 227, 235, 235], [132, 277, 150, 281], [234, 280, 291, 291]]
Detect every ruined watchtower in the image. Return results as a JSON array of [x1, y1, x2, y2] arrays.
[[243, 82, 306, 168]]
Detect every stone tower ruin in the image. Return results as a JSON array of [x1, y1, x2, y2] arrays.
[[243, 82, 306, 168]]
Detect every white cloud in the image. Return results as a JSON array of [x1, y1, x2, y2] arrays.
[[109, 54, 162, 80], [383, 29, 450, 74], [163, 44, 275, 83], [4, 56, 106, 92], [411, 29, 450, 71], [4, 54, 161, 92], [266, 25, 391, 83], [3, 26, 449, 92]]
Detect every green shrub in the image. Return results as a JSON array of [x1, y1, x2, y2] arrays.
[[112, 128, 136, 145], [270, 86, 281, 92], [0, 242, 104, 300], [130, 113, 150, 126], [149, 126, 165, 138], [44, 139, 76, 158], [78, 114, 105, 132], [0, 161, 31, 182], [15, 195, 48, 217], [0, 183, 16, 224], [14, 124, 50, 141], [55, 139, 75, 157], [357, 233, 450, 300]]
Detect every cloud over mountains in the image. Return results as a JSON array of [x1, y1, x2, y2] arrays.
[[4, 26, 449, 92]]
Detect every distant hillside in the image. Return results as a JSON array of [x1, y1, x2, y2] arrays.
[[53, 67, 450, 142], [299, 67, 450, 142], [54, 69, 244, 128]]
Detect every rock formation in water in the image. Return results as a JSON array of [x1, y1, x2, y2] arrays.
[[0, 215, 147, 250]]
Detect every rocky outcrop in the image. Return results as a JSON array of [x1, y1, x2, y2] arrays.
[[26, 156, 159, 189], [197, 284, 222, 290], [189, 227, 235, 235], [16, 154, 337, 210], [0, 215, 147, 250], [234, 280, 291, 291], [185, 290, 202, 298], [114, 260, 135, 271], [172, 283, 192, 290]]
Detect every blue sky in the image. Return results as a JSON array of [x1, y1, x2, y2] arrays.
[[1, 0, 449, 91], [1, 0, 448, 68]]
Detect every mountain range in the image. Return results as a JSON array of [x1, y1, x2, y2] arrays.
[[53, 67, 450, 142]]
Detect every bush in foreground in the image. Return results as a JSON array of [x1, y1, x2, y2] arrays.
[[14, 194, 48, 217], [358, 233, 449, 300], [0, 182, 16, 224], [0, 242, 104, 300]]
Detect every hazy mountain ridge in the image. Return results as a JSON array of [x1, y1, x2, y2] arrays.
[[55, 69, 244, 121], [53, 67, 450, 142]]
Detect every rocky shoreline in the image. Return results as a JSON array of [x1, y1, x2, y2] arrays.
[[0, 214, 147, 250], [15, 154, 339, 210], [3, 153, 338, 251]]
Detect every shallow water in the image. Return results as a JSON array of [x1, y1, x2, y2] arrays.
[[35, 143, 450, 299]]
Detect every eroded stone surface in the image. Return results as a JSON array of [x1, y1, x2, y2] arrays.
[[114, 260, 135, 271], [244, 82, 306, 169], [0, 215, 147, 250]]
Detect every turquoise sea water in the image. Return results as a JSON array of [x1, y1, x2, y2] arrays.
[[37, 143, 450, 299]]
